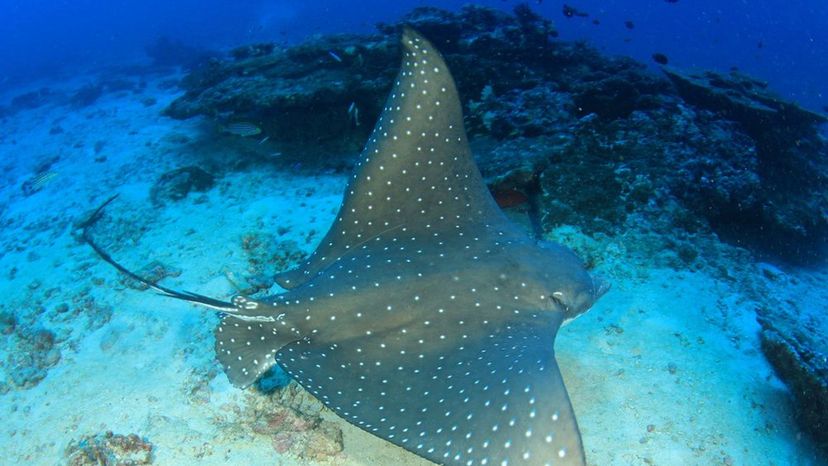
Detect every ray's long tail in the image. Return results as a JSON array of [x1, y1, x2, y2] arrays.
[[80, 195, 240, 313]]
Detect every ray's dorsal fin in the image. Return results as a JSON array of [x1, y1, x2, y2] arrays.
[[276, 27, 514, 289]]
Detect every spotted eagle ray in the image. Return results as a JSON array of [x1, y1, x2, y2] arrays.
[[84, 28, 609, 466]]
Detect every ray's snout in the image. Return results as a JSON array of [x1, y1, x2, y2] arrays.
[[536, 240, 609, 320]]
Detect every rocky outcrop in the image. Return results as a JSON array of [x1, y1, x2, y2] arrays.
[[163, 4, 828, 263], [149, 166, 215, 206], [754, 269, 828, 454]]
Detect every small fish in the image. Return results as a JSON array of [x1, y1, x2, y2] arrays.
[[665, 0, 679, 3], [21, 171, 58, 196], [625, 20, 635, 29], [258, 136, 270, 145], [328, 50, 343, 63], [652, 53, 669, 65], [223, 122, 262, 137]]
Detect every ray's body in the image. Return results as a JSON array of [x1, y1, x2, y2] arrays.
[[85, 28, 608, 466]]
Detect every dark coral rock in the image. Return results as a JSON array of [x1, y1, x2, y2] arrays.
[[7, 327, 61, 389], [65, 431, 154, 466], [663, 67, 827, 140], [240, 233, 306, 294], [466, 84, 573, 139], [565, 57, 671, 121], [246, 382, 344, 460], [165, 4, 559, 160], [230, 42, 276, 61], [11, 87, 54, 111], [165, 33, 396, 159], [663, 68, 828, 261], [70, 84, 104, 108], [539, 138, 626, 233], [0, 310, 15, 335], [756, 304, 828, 453], [149, 166, 215, 206]]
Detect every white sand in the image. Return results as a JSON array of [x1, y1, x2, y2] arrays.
[[0, 68, 824, 466]]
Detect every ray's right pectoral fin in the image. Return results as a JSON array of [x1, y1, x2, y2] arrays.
[[214, 315, 302, 388]]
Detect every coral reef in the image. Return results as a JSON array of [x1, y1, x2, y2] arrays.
[[5, 327, 61, 389], [242, 381, 344, 461], [164, 4, 828, 263], [663, 68, 828, 259], [753, 269, 828, 454], [65, 432, 154, 466], [662, 67, 827, 141], [0, 282, 114, 391]]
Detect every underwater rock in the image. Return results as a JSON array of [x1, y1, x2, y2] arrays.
[[164, 4, 560, 159], [240, 233, 306, 294], [149, 166, 215, 206], [65, 431, 154, 466], [569, 64, 667, 120], [70, 84, 104, 108], [244, 382, 344, 461], [10, 87, 55, 111], [164, 4, 828, 262], [756, 304, 828, 453], [0, 310, 16, 335], [7, 327, 61, 389], [466, 84, 573, 138], [662, 67, 827, 140], [230, 42, 276, 61], [663, 68, 828, 261]]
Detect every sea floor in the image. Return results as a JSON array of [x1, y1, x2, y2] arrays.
[[0, 67, 825, 466]]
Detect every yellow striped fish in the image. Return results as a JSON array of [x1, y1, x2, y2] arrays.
[[222, 122, 262, 137], [21, 171, 58, 196]]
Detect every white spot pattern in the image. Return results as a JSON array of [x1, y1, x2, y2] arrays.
[[214, 28, 590, 466]]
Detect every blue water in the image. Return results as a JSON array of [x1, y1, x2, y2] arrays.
[[1, 0, 826, 111]]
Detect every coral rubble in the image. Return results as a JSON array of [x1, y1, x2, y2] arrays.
[[65, 432, 154, 466]]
